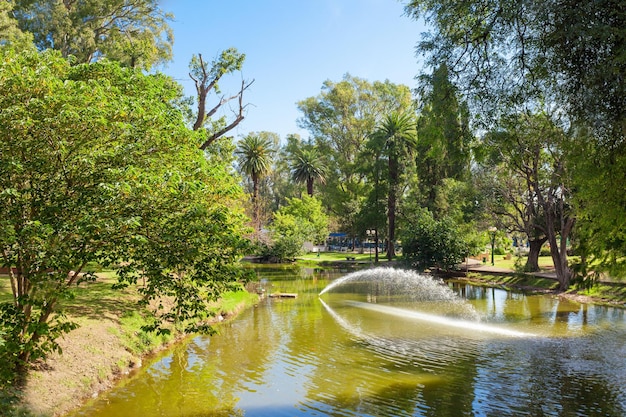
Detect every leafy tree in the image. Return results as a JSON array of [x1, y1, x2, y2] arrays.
[[404, 0, 626, 276], [261, 134, 302, 214], [11, 0, 174, 70], [273, 195, 329, 244], [568, 132, 626, 278], [236, 132, 276, 238], [403, 0, 623, 122], [289, 143, 327, 197], [0, 47, 249, 378], [189, 49, 254, 149], [416, 64, 473, 211], [401, 209, 468, 271], [264, 195, 329, 262], [476, 160, 548, 272], [482, 111, 575, 289], [369, 111, 417, 259], [0, 1, 31, 46], [297, 74, 413, 237]]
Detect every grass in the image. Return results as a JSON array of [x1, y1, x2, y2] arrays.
[[484, 254, 555, 271], [465, 272, 561, 291], [574, 281, 626, 305], [297, 251, 390, 263], [215, 288, 259, 314]]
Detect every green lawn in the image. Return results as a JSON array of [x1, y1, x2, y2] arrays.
[[0, 275, 12, 303], [298, 251, 389, 263], [483, 255, 555, 271], [298, 251, 556, 272]]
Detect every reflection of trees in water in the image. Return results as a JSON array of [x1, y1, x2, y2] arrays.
[[85, 267, 626, 416]]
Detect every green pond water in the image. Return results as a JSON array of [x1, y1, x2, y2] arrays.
[[68, 265, 626, 417]]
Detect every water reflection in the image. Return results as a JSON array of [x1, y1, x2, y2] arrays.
[[69, 266, 626, 417]]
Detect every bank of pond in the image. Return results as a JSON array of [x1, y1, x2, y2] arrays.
[[61, 265, 625, 417]]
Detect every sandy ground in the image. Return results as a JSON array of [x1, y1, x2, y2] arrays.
[[22, 316, 139, 417]]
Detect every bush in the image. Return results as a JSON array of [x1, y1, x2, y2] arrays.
[[400, 210, 468, 271], [258, 236, 303, 263]]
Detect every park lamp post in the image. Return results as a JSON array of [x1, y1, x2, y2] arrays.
[[366, 229, 374, 261], [488, 226, 497, 266]]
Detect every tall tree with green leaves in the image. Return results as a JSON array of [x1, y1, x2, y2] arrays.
[[236, 132, 276, 238], [297, 74, 413, 237], [404, 0, 626, 276], [416, 64, 473, 211], [0, 47, 250, 378], [482, 111, 575, 289], [289, 144, 327, 197], [11, 0, 174, 70], [0, 1, 31, 46], [369, 111, 417, 259]]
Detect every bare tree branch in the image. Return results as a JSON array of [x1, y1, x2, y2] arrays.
[[199, 79, 255, 150]]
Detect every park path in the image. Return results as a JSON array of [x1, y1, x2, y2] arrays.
[[459, 258, 558, 280]]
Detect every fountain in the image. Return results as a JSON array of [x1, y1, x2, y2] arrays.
[[319, 267, 534, 338]]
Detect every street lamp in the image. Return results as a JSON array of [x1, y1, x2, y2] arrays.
[[488, 226, 497, 266], [366, 229, 373, 261]]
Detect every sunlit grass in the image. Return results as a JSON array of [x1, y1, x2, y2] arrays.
[[298, 251, 390, 263], [482, 255, 555, 271], [0, 276, 13, 303]]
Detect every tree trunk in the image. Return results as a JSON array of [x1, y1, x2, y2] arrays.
[[545, 214, 575, 291], [526, 237, 547, 272], [307, 177, 314, 197], [252, 174, 260, 239], [387, 157, 398, 260]]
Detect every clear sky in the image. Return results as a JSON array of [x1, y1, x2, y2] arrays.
[[159, 0, 427, 141]]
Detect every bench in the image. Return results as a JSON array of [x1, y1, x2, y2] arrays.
[[345, 256, 356, 261]]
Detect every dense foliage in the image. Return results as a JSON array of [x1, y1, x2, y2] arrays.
[[404, 0, 626, 280], [0, 47, 249, 381], [401, 209, 468, 271], [263, 195, 329, 262], [11, 0, 173, 69]]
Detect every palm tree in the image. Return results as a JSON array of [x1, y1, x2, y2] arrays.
[[289, 145, 327, 197], [236, 133, 275, 237], [370, 111, 417, 260]]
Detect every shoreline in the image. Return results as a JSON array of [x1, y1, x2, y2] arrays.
[[13, 264, 624, 416], [15, 293, 257, 417]]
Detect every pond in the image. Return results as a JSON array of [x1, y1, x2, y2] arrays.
[[68, 265, 626, 417]]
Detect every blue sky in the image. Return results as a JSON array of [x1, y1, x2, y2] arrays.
[[159, 0, 427, 141]]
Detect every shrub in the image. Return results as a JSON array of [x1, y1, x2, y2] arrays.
[[400, 210, 468, 271]]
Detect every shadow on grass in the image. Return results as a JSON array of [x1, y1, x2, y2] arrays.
[[61, 280, 142, 324]]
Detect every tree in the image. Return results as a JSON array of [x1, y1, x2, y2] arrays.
[[0, 47, 249, 377], [272, 195, 329, 245], [482, 111, 575, 289], [369, 111, 417, 259], [476, 166, 548, 272], [404, 0, 626, 275], [236, 133, 276, 238], [403, 0, 625, 123], [0, 1, 31, 46], [266, 195, 329, 261], [416, 64, 473, 211], [289, 143, 327, 197], [189, 49, 254, 149], [297, 74, 412, 238], [401, 208, 468, 271], [11, 0, 174, 70]]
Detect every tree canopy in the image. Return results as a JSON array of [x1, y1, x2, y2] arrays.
[[297, 74, 413, 237], [11, 0, 174, 70], [0, 47, 249, 375]]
